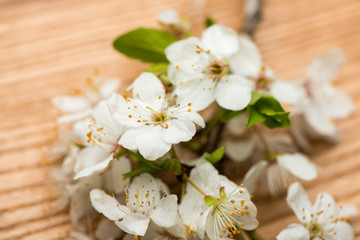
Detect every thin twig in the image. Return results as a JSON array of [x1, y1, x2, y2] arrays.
[[242, 0, 263, 36]]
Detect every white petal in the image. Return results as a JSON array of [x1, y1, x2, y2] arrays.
[[324, 221, 354, 240], [325, 89, 353, 119], [131, 73, 165, 111], [165, 37, 204, 64], [105, 156, 131, 194], [286, 182, 312, 222], [307, 49, 345, 83], [150, 195, 178, 228], [99, 78, 121, 98], [289, 115, 311, 152], [175, 78, 216, 111], [52, 96, 91, 112], [95, 218, 123, 240], [197, 206, 213, 239], [186, 112, 206, 128], [57, 110, 92, 123], [74, 153, 113, 180], [158, 9, 179, 24], [73, 118, 92, 143], [225, 138, 256, 162], [90, 189, 129, 221], [276, 224, 310, 240], [243, 160, 268, 193], [202, 24, 239, 58], [227, 113, 248, 136], [135, 125, 172, 160], [339, 204, 358, 218], [115, 213, 150, 236], [74, 146, 111, 174], [304, 103, 338, 138], [277, 153, 318, 181], [161, 119, 196, 144], [166, 214, 188, 240], [228, 36, 262, 78], [215, 74, 252, 111], [313, 192, 338, 223], [270, 80, 302, 105], [119, 127, 143, 151]]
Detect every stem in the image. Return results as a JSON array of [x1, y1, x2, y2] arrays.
[[182, 174, 207, 196], [200, 107, 225, 140], [169, 145, 178, 160], [180, 180, 186, 202], [242, 0, 263, 36]]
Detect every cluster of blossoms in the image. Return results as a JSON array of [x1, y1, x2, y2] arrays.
[[50, 8, 356, 240]]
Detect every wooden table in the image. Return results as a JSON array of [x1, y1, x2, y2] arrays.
[[0, 0, 359, 239]]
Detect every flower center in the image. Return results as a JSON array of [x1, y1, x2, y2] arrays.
[[255, 76, 274, 91], [153, 112, 167, 123], [206, 60, 228, 80]]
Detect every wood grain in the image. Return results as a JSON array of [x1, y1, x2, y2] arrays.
[[0, 0, 359, 239]]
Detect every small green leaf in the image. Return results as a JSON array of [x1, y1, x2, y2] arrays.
[[205, 16, 216, 28], [205, 146, 226, 164], [160, 159, 172, 170], [171, 158, 182, 176], [204, 195, 219, 207], [113, 28, 178, 63], [144, 62, 169, 74], [144, 63, 171, 85], [247, 106, 267, 127], [219, 187, 226, 201], [246, 91, 290, 128]]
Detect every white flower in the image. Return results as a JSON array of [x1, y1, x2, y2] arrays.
[[122, 216, 187, 240], [165, 24, 255, 111], [90, 173, 179, 236], [179, 160, 258, 239], [74, 95, 131, 180], [277, 182, 355, 240], [158, 9, 191, 38], [243, 153, 318, 196], [198, 186, 258, 240], [66, 174, 103, 231], [290, 50, 353, 141], [224, 116, 296, 163], [95, 218, 123, 240], [53, 77, 121, 122], [115, 72, 205, 160], [158, 9, 180, 25]]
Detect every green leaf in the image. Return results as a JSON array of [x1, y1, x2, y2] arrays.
[[144, 63, 171, 85], [204, 146, 226, 164], [144, 62, 169, 74], [205, 16, 216, 28], [113, 28, 178, 63], [247, 91, 290, 128], [220, 109, 245, 123], [171, 158, 182, 176]]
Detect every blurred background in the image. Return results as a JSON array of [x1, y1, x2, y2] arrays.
[[0, 0, 359, 239]]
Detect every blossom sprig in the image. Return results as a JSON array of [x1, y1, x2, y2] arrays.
[[50, 6, 356, 240]]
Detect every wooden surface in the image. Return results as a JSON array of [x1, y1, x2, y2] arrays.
[[0, 0, 359, 239]]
